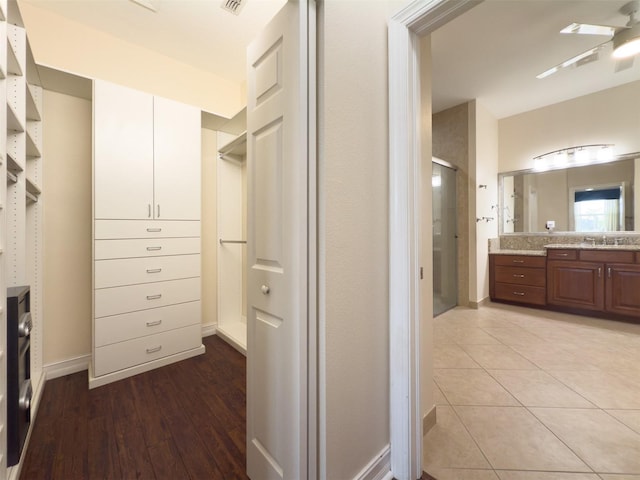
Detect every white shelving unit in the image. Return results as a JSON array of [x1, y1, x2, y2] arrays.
[[1, 1, 44, 478], [216, 131, 247, 354]]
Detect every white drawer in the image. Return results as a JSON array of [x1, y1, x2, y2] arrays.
[[95, 277, 201, 318], [95, 220, 200, 239], [95, 301, 201, 347], [94, 323, 202, 377], [95, 254, 200, 288], [95, 237, 200, 260]]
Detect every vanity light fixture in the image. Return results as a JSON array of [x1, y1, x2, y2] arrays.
[[533, 144, 615, 172]]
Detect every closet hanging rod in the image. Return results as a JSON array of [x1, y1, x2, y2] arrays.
[[219, 239, 247, 245]]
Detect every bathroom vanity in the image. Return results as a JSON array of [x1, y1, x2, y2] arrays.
[[489, 242, 640, 321]]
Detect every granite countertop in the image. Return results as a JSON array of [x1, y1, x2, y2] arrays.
[[545, 243, 640, 251], [489, 249, 546, 256]]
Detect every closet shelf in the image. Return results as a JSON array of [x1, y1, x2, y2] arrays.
[[26, 131, 41, 158], [26, 177, 41, 195], [7, 101, 25, 132], [7, 38, 23, 77], [7, 153, 23, 174], [26, 84, 41, 121], [218, 131, 247, 164]]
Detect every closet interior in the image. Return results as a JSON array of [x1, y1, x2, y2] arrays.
[[216, 128, 248, 354]]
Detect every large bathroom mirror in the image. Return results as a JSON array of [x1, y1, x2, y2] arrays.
[[500, 154, 640, 234]]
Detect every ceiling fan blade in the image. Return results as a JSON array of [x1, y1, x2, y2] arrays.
[[537, 41, 610, 79], [561, 23, 618, 36], [615, 56, 635, 72]]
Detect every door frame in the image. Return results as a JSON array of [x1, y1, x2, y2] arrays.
[[388, 1, 480, 478]]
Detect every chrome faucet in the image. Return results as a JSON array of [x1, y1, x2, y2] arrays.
[[602, 235, 607, 245], [614, 237, 625, 246], [584, 236, 596, 246]]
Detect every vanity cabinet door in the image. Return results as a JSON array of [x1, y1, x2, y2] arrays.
[[605, 263, 640, 317], [547, 261, 604, 311]]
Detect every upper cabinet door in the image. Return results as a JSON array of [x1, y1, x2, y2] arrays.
[[94, 80, 154, 220], [153, 96, 201, 220]]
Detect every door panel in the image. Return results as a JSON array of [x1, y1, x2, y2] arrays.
[[94, 80, 153, 219], [547, 261, 604, 310], [246, 2, 307, 479], [606, 263, 640, 317], [153, 96, 201, 220]]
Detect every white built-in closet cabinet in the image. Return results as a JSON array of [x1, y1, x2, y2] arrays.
[[91, 80, 204, 388]]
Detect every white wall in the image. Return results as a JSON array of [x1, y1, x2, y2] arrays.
[[42, 90, 92, 364], [320, 0, 403, 477], [470, 101, 499, 303], [18, 1, 244, 118], [499, 80, 640, 173]]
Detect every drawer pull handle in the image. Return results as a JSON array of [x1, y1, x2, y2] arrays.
[[512, 291, 525, 296], [598, 267, 602, 278], [608, 267, 612, 279], [146, 320, 162, 327], [146, 294, 162, 300], [556, 253, 569, 257], [146, 268, 162, 274], [146, 228, 162, 233], [146, 346, 162, 354], [512, 260, 524, 263], [146, 246, 162, 251], [513, 274, 525, 278]]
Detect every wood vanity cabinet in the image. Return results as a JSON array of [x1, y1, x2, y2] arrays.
[[547, 249, 640, 318], [489, 254, 546, 306]]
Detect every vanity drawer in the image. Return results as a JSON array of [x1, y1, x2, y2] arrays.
[[95, 237, 200, 260], [95, 220, 200, 239], [494, 282, 546, 306], [493, 255, 546, 268], [579, 249, 635, 264], [547, 249, 578, 261], [94, 277, 201, 318], [94, 323, 202, 377], [95, 301, 200, 347], [494, 266, 545, 287], [95, 254, 200, 288]]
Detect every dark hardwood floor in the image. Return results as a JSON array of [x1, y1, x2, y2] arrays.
[[20, 335, 248, 480]]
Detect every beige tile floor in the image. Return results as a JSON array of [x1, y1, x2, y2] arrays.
[[424, 302, 640, 480]]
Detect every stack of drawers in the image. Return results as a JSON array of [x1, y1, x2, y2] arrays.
[[490, 254, 546, 306], [93, 220, 202, 378]]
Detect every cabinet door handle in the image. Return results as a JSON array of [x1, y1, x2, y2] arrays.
[[146, 345, 162, 354], [512, 291, 525, 296], [512, 260, 524, 263], [148, 204, 152, 218], [555, 253, 569, 257], [146, 294, 162, 300], [146, 268, 162, 274], [157, 204, 161, 218], [146, 228, 162, 233], [146, 246, 162, 251], [608, 267, 612, 279], [598, 267, 602, 278], [146, 320, 162, 327], [513, 274, 525, 278]]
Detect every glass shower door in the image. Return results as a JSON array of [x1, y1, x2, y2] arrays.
[[432, 160, 457, 316]]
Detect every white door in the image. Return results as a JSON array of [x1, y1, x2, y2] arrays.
[[94, 80, 154, 220], [246, 1, 309, 479], [153, 96, 201, 220]]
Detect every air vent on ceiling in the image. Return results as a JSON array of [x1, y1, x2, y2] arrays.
[[221, 0, 246, 16]]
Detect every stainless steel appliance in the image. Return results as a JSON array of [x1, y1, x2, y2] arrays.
[[7, 286, 32, 466]]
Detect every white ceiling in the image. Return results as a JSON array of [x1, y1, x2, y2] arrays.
[[431, 0, 640, 118], [21, 0, 287, 85], [20, 0, 640, 120]]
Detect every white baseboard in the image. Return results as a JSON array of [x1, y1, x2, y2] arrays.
[[353, 445, 392, 480], [44, 354, 90, 380], [469, 296, 490, 309], [202, 322, 217, 337]]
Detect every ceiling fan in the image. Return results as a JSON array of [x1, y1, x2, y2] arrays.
[[537, 0, 640, 79]]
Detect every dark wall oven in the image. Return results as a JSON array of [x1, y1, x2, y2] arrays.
[[7, 286, 32, 467]]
